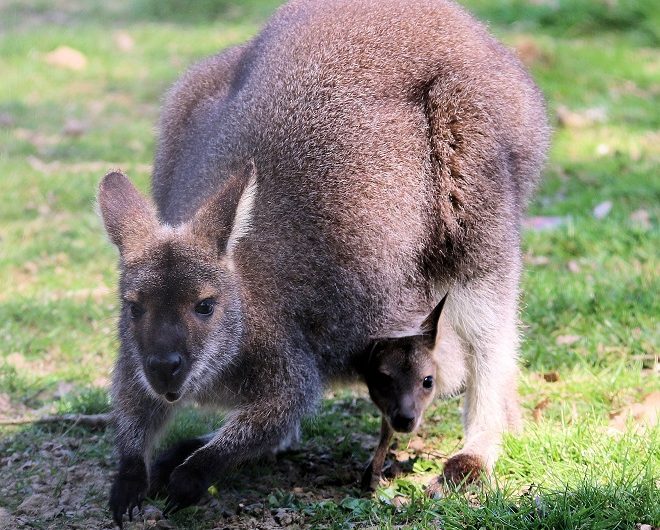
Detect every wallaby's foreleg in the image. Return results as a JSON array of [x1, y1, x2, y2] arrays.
[[361, 416, 394, 491], [148, 435, 212, 497], [109, 359, 174, 527], [163, 403, 305, 513], [163, 361, 318, 514], [438, 274, 522, 487]]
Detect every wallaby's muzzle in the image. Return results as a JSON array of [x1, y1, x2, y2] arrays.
[[144, 351, 189, 401]]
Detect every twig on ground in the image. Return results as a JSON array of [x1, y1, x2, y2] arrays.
[[0, 412, 112, 429]]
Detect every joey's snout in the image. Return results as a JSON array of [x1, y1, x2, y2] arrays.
[[391, 411, 418, 433], [144, 352, 189, 401], [389, 395, 420, 433]]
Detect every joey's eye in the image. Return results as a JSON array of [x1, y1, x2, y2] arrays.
[[422, 376, 434, 389], [194, 298, 215, 316], [128, 302, 144, 320], [377, 371, 393, 385]]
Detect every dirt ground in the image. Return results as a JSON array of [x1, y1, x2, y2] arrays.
[[0, 406, 385, 530]]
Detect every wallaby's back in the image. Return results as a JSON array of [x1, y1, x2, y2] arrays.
[[152, 0, 549, 366]]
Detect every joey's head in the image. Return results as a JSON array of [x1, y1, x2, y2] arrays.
[[365, 294, 447, 433], [98, 170, 256, 403]]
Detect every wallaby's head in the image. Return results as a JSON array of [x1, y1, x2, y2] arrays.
[[98, 170, 256, 403], [365, 294, 447, 433]]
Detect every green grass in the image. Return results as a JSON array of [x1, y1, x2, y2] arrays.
[[0, 0, 658, 528]]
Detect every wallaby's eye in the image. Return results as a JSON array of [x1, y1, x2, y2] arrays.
[[128, 302, 144, 320], [194, 298, 215, 316], [422, 376, 434, 389]]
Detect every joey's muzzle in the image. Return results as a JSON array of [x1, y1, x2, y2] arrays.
[[144, 352, 189, 401], [391, 411, 417, 433]]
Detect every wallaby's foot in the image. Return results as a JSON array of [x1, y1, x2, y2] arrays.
[[426, 453, 485, 498], [443, 453, 485, 485], [163, 463, 209, 516], [361, 461, 381, 492], [382, 460, 402, 479], [148, 437, 206, 497], [361, 459, 401, 491], [110, 457, 148, 528]]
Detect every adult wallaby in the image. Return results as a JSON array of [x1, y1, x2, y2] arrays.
[[359, 294, 446, 492], [98, 0, 549, 525]]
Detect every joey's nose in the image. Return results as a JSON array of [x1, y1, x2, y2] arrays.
[[392, 413, 416, 433]]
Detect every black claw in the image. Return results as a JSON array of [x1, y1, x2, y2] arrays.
[[113, 507, 123, 528], [109, 457, 148, 528]]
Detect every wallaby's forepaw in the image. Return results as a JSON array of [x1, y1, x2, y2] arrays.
[[109, 458, 148, 528], [360, 462, 380, 492], [163, 464, 208, 516], [149, 437, 206, 497]]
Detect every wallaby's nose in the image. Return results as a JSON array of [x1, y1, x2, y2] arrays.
[[146, 352, 185, 393], [392, 412, 416, 433]]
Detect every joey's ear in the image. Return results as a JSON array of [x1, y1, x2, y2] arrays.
[[97, 171, 158, 253], [190, 163, 258, 254], [419, 292, 448, 347]]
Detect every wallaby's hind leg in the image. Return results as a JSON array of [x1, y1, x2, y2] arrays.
[[148, 435, 212, 497], [434, 273, 522, 489], [433, 313, 467, 398]]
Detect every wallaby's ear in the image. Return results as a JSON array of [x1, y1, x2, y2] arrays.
[[419, 292, 448, 347], [190, 162, 258, 254], [98, 171, 157, 253], [373, 293, 448, 344]]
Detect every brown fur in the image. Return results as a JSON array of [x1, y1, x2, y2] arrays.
[[99, 0, 549, 525], [427, 453, 486, 497]]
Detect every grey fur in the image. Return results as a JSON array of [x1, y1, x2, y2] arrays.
[[99, 0, 549, 524]]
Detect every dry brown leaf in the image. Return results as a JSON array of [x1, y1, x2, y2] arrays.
[[556, 335, 580, 346], [44, 46, 87, 70], [513, 36, 552, 67], [525, 254, 550, 266], [407, 437, 426, 452], [113, 31, 134, 52], [62, 119, 87, 137], [630, 209, 652, 230], [556, 105, 607, 128], [532, 397, 550, 422], [395, 450, 411, 462], [567, 260, 580, 273], [609, 391, 660, 432], [524, 216, 567, 231], [543, 371, 560, 383]]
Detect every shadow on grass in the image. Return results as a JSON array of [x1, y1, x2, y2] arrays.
[[1, 393, 657, 529]]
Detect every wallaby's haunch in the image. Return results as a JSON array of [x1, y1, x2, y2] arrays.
[[359, 294, 446, 491], [99, 0, 549, 525]]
